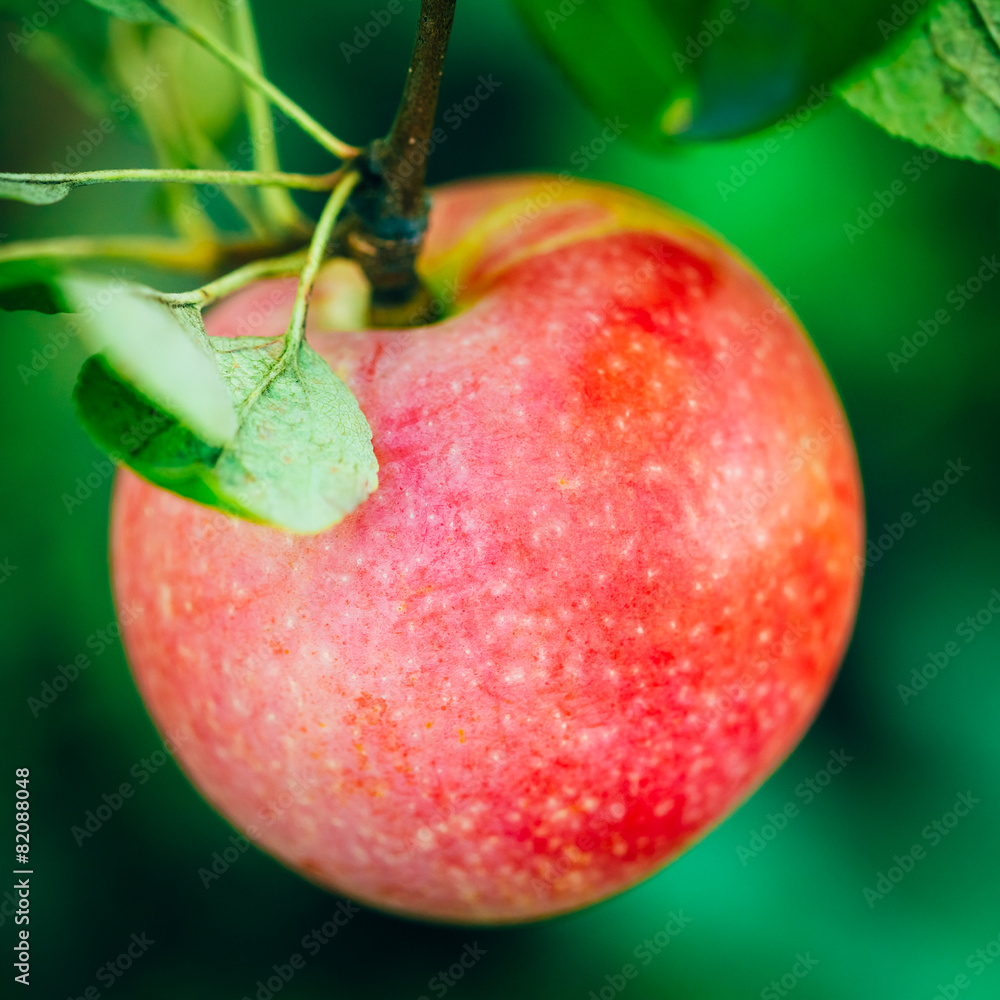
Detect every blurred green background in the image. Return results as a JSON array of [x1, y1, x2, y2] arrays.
[[2, 2, 1000, 997]]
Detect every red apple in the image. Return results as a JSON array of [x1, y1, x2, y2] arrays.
[[111, 175, 864, 924]]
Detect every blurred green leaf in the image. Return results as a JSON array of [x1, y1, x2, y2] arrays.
[[82, 0, 166, 23], [149, 24, 244, 142], [0, 262, 67, 313], [842, 0, 1000, 168], [511, 0, 893, 144]]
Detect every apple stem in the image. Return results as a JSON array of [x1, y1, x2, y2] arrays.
[[342, 0, 458, 326], [377, 0, 457, 220]]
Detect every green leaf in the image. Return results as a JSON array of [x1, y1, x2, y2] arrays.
[[74, 355, 227, 511], [60, 275, 237, 446], [842, 0, 1000, 167], [68, 277, 379, 533], [82, 0, 166, 23], [149, 0, 244, 141], [0, 178, 71, 205], [510, 0, 892, 144], [150, 25, 244, 142], [207, 336, 379, 533], [0, 262, 67, 314]]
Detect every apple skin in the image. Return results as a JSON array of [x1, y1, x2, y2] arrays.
[[111, 175, 864, 924]]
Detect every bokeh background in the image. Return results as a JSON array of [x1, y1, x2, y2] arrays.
[[2, 1, 999, 997]]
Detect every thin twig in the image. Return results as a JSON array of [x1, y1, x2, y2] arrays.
[[0, 167, 345, 191], [229, 0, 307, 232], [0, 233, 309, 275], [160, 250, 308, 307], [150, 1, 359, 160]]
